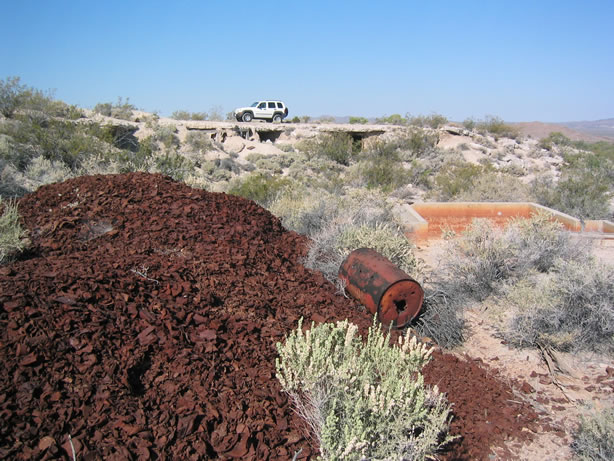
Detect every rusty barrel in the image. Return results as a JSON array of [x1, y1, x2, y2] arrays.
[[338, 248, 424, 328]]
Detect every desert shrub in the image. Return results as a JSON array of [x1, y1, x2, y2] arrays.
[[227, 172, 293, 206], [153, 152, 193, 181], [430, 161, 489, 201], [504, 212, 587, 272], [355, 157, 408, 192], [349, 116, 368, 124], [442, 219, 517, 301], [531, 165, 612, 220], [403, 129, 440, 158], [23, 156, 72, 187], [185, 131, 213, 153], [305, 219, 419, 287], [375, 114, 407, 125], [93, 97, 136, 120], [408, 113, 448, 129], [462, 118, 476, 130], [538, 131, 572, 151], [504, 258, 614, 352], [276, 318, 453, 461], [338, 222, 421, 277], [454, 170, 531, 202], [0, 197, 29, 264], [572, 406, 614, 461], [442, 213, 588, 303], [171, 110, 208, 121], [415, 289, 465, 348], [476, 115, 519, 140], [0, 76, 28, 118], [268, 188, 339, 236], [303, 132, 355, 166], [153, 124, 180, 150]]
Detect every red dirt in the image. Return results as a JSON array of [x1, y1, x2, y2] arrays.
[[0, 173, 545, 460]]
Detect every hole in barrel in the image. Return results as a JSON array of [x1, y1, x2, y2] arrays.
[[393, 299, 406, 313]]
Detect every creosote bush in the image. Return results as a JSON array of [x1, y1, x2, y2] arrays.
[[276, 318, 453, 461], [572, 406, 614, 461], [441, 212, 586, 302], [227, 172, 294, 207], [300, 132, 356, 166], [0, 198, 29, 264]]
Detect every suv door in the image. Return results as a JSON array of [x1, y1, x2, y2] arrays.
[[254, 101, 268, 118]]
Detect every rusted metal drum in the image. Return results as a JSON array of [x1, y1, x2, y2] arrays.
[[338, 248, 424, 328]]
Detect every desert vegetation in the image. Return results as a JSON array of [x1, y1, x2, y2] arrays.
[[276, 318, 453, 460], [2, 76, 614, 459]]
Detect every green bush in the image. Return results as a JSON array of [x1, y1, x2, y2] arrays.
[[305, 219, 420, 288], [349, 116, 368, 124], [572, 407, 614, 460], [153, 124, 180, 150], [0, 76, 27, 118], [430, 161, 489, 200], [462, 118, 476, 130], [454, 170, 531, 202], [375, 114, 407, 125], [307, 132, 355, 166], [154, 152, 193, 181], [185, 131, 213, 153], [531, 161, 613, 220], [93, 97, 136, 120], [0, 197, 29, 264], [276, 318, 453, 461], [227, 172, 293, 206], [476, 115, 519, 140], [408, 113, 448, 129], [171, 110, 207, 121], [538, 131, 572, 151]]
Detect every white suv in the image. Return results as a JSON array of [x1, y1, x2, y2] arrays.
[[234, 100, 289, 123]]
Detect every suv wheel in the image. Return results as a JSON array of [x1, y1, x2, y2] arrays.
[[242, 112, 253, 122], [272, 114, 282, 123]]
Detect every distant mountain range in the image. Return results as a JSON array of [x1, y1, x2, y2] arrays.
[[314, 115, 614, 143], [558, 118, 614, 139], [512, 119, 614, 143]]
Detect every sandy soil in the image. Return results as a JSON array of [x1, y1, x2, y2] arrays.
[[414, 238, 614, 460]]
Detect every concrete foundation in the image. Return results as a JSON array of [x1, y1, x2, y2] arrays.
[[406, 202, 614, 242]]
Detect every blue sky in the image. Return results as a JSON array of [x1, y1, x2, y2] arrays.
[[2, 1, 613, 122]]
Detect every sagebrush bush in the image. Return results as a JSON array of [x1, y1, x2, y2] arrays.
[[349, 116, 368, 124], [338, 222, 421, 277], [0, 197, 28, 264], [454, 171, 531, 202], [531, 151, 613, 219], [185, 131, 213, 153], [375, 114, 407, 125], [268, 188, 339, 236], [408, 113, 448, 129], [93, 97, 136, 120], [276, 318, 453, 461], [572, 406, 614, 461], [441, 213, 586, 303], [227, 172, 294, 206], [477, 115, 520, 140], [301, 132, 356, 166], [430, 161, 490, 201], [171, 110, 207, 121], [0, 76, 27, 118], [504, 258, 614, 352], [442, 219, 516, 301]]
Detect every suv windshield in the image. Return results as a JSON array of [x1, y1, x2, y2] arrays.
[[250, 102, 259, 107]]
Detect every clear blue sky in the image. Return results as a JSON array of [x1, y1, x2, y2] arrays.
[[2, 0, 613, 122]]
